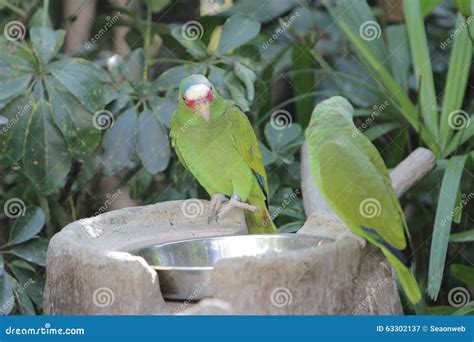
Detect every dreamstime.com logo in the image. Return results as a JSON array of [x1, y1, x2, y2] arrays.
[[270, 110, 292, 130], [92, 287, 115, 307], [5, 323, 85, 336], [181, 21, 204, 41], [448, 287, 470, 308], [3, 198, 26, 219], [270, 287, 293, 308], [181, 199, 204, 219], [84, 12, 122, 49], [359, 20, 381, 41], [3, 20, 26, 41], [359, 198, 382, 219]]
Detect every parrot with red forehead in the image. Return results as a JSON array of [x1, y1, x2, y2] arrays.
[[170, 74, 277, 234]]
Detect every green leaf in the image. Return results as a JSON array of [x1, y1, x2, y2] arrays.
[[8, 265, 44, 308], [259, 142, 277, 166], [222, 0, 296, 24], [48, 58, 106, 112], [264, 121, 302, 152], [123, 48, 145, 86], [453, 302, 474, 315], [453, 0, 473, 15], [450, 264, 474, 287], [0, 94, 35, 165], [45, 79, 101, 155], [403, 0, 438, 138], [292, 43, 315, 128], [136, 111, 170, 174], [439, 15, 472, 149], [150, 97, 177, 128], [0, 74, 32, 101], [9, 206, 45, 245], [233, 62, 256, 102], [11, 238, 49, 266], [23, 100, 72, 194], [450, 229, 474, 243], [146, 0, 171, 12], [364, 122, 401, 141], [428, 155, 468, 300], [15, 287, 35, 315], [386, 25, 410, 92], [152, 64, 207, 91], [324, 0, 441, 156], [226, 75, 250, 112], [99, 107, 137, 175], [0, 273, 14, 315], [421, 0, 442, 17], [217, 15, 261, 54], [30, 27, 65, 64], [0, 255, 3, 276], [171, 27, 207, 59]]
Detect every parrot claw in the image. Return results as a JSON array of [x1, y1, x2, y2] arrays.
[[336, 230, 367, 248], [216, 195, 258, 221], [208, 193, 228, 224]]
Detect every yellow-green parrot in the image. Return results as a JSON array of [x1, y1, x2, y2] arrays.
[[305, 96, 421, 304], [170, 74, 277, 234]]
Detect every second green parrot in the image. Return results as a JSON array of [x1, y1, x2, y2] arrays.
[[170, 74, 277, 234], [305, 96, 422, 304]]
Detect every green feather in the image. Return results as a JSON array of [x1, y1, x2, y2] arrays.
[[306, 96, 422, 304], [171, 74, 276, 234]]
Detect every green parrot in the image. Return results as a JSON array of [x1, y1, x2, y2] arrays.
[[305, 96, 422, 304], [170, 74, 277, 234]]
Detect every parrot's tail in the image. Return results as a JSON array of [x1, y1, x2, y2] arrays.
[[394, 263, 422, 304], [245, 197, 277, 234], [379, 247, 422, 305]]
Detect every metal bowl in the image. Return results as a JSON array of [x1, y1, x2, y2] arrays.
[[133, 234, 331, 300]]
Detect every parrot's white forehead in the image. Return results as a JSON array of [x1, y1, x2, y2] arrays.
[[184, 84, 210, 101]]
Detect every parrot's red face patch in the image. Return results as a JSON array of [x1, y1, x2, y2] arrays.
[[183, 87, 213, 109]]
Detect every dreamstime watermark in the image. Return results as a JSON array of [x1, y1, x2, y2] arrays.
[[447, 110, 470, 130], [359, 20, 381, 41], [262, 11, 300, 49], [181, 199, 204, 218], [270, 287, 293, 308], [352, 278, 391, 314], [84, 12, 122, 50], [174, 280, 211, 314], [3, 198, 26, 219], [440, 16, 474, 49], [447, 287, 470, 308], [352, 100, 389, 137], [270, 110, 292, 130], [5, 323, 85, 336], [181, 21, 204, 41], [359, 198, 382, 219], [265, 189, 300, 226], [92, 287, 115, 307], [94, 189, 122, 216], [3, 20, 26, 42], [92, 110, 114, 130], [0, 100, 34, 136], [1, 278, 35, 313], [440, 192, 473, 227]]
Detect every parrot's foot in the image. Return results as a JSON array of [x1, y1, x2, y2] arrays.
[[216, 194, 258, 221], [337, 230, 367, 248], [208, 193, 228, 224]]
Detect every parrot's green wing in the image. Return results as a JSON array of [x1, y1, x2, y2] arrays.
[[225, 105, 269, 196], [170, 113, 188, 169], [315, 141, 407, 251]]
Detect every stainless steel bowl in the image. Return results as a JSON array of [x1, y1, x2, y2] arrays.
[[133, 234, 331, 300]]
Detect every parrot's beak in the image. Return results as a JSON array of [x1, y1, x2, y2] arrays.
[[195, 100, 211, 123]]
